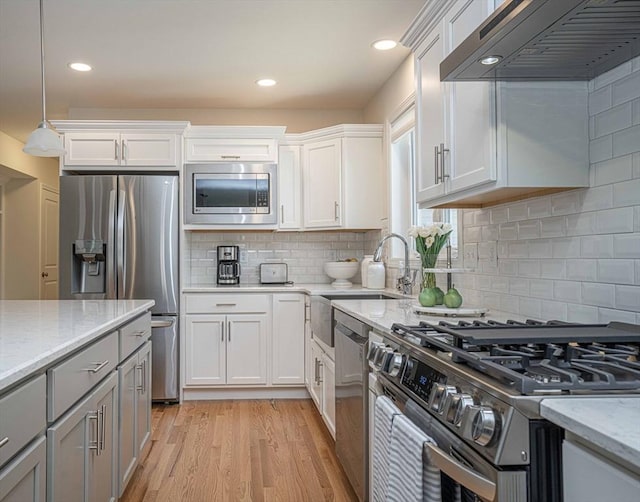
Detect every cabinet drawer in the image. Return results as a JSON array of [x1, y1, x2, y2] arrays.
[[184, 294, 269, 314], [47, 332, 118, 422], [119, 312, 151, 361], [185, 138, 277, 162], [0, 375, 46, 468]]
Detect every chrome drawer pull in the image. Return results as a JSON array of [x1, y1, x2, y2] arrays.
[[83, 360, 109, 373], [0, 437, 9, 448], [136, 363, 144, 392], [130, 330, 147, 337], [216, 303, 237, 307], [221, 155, 241, 159], [99, 404, 107, 453]]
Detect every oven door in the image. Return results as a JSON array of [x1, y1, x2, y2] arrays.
[[378, 375, 528, 502]]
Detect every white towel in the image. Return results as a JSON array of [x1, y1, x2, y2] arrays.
[[372, 395, 402, 502], [388, 414, 442, 502]]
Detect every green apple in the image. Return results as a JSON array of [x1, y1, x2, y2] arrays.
[[443, 287, 463, 308], [419, 288, 437, 307]]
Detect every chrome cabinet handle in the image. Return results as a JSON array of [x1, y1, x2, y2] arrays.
[[142, 359, 147, 394], [99, 404, 106, 453], [136, 363, 144, 392], [114, 140, 119, 161], [317, 361, 323, 384], [122, 140, 127, 162], [424, 441, 496, 501], [434, 145, 440, 184], [0, 437, 9, 448], [83, 360, 109, 373], [221, 155, 241, 160], [281, 204, 284, 224], [130, 330, 147, 337], [334, 201, 339, 221], [221, 321, 225, 342], [439, 143, 450, 183], [216, 303, 237, 307], [228, 322, 231, 342], [88, 411, 99, 452], [314, 359, 319, 384]]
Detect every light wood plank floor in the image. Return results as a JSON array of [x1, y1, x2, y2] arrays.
[[120, 399, 358, 502]]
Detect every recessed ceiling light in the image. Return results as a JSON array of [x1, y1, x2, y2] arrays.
[[479, 55, 502, 65], [68, 62, 92, 72], [372, 39, 397, 51], [256, 78, 276, 87]]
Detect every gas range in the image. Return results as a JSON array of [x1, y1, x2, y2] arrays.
[[370, 319, 640, 468]]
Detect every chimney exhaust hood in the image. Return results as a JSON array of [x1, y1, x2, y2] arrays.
[[440, 0, 640, 82]]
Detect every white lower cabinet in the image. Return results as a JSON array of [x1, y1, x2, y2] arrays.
[[185, 313, 268, 386], [0, 437, 46, 502], [271, 294, 305, 385], [308, 339, 336, 439], [118, 341, 152, 496], [47, 372, 118, 502]]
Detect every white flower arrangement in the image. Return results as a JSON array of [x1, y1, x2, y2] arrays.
[[408, 223, 454, 289]]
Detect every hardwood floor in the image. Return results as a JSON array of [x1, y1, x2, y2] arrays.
[[120, 399, 358, 502]]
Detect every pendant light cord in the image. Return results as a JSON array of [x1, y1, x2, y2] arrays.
[[39, 0, 46, 123]]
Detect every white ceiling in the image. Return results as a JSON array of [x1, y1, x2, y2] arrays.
[[0, 0, 426, 143]]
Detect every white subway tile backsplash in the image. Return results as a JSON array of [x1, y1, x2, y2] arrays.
[[540, 217, 566, 238], [582, 282, 615, 308], [519, 297, 542, 318], [593, 61, 633, 90], [598, 308, 638, 324], [592, 155, 633, 186], [565, 213, 596, 236], [463, 211, 475, 226], [613, 124, 640, 157], [633, 100, 640, 126], [613, 178, 640, 208], [594, 207, 635, 233], [518, 260, 541, 277], [510, 277, 529, 296], [498, 259, 518, 276], [552, 238, 581, 258], [589, 134, 613, 164], [540, 260, 566, 279], [551, 192, 581, 216], [499, 223, 518, 240], [518, 221, 541, 240], [527, 197, 552, 218], [478, 241, 497, 260], [589, 84, 612, 116], [528, 240, 553, 259], [636, 207, 640, 232], [579, 185, 613, 212], [566, 304, 600, 323], [566, 259, 598, 281], [634, 152, 640, 178], [613, 234, 640, 258], [636, 260, 640, 284], [464, 226, 482, 243], [615, 285, 640, 311], [598, 259, 636, 285], [507, 202, 528, 222], [482, 224, 499, 241], [490, 206, 509, 224], [612, 70, 640, 105], [581, 235, 614, 258], [508, 241, 529, 258], [530, 279, 553, 298], [475, 210, 490, 226], [540, 300, 568, 321], [554, 280, 582, 302], [500, 294, 520, 314], [593, 102, 633, 138]]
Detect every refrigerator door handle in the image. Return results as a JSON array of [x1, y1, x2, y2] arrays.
[[107, 189, 117, 299], [151, 319, 174, 328], [117, 189, 126, 297]]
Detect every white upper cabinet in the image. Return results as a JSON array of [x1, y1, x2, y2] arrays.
[[52, 121, 188, 171], [277, 144, 303, 230], [403, 0, 589, 208], [183, 126, 285, 163], [303, 138, 343, 228]]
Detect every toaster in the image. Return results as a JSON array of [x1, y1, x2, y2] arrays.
[[259, 263, 289, 284]]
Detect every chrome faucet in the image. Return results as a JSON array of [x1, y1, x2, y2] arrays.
[[373, 233, 415, 295]]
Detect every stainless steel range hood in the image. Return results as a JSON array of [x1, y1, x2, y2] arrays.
[[441, 0, 640, 81]]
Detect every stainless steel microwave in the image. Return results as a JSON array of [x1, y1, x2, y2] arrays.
[[184, 163, 277, 225]]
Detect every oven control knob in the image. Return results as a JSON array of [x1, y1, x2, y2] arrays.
[[469, 406, 497, 446], [367, 342, 385, 362], [380, 348, 396, 373], [372, 346, 390, 370], [428, 384, 458, 414], [444, 393, 474, 426], [388, 353, 405, 377]]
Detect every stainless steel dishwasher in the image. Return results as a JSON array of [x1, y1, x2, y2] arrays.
[[334, 309, 370, 502]]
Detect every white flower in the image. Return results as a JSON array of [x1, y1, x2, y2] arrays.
[[418, 227, 430, 238], [425, 236, 435, 247], [442, 223, 452, 233], [407, 226, 418, 238]]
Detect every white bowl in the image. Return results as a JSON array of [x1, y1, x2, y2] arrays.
[[324, 261, 359, 288]]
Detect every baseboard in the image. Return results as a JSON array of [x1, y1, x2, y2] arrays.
[[182, 386, 310, 401]]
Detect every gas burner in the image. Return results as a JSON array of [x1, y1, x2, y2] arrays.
[[390, 320, 640, 395]]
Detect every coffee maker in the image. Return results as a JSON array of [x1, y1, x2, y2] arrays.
[[217, 245, 241, 285]]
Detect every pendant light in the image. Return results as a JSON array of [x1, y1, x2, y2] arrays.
[[23, 0, 65, 157]]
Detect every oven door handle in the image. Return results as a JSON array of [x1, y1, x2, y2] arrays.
[[424, 442, 497, 502]]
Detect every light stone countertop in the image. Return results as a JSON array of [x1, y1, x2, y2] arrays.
[[182, 283, 407, 296], [540, 397, 640, 475], [0, 299, 154, 394]]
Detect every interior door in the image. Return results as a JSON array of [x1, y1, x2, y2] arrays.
[[39, 184, 59, 299], [118, 175, 178, 314]]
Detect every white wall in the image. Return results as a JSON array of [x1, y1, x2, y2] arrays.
[[0, 130, 59, 299], [457, 58, 640, 324]]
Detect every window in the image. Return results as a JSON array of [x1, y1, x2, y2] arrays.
[[388, 103, 458, 261]]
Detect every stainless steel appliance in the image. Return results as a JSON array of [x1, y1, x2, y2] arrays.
[[217, 245, 240, 285], [334, 310, 370, 502], [184, 163, 277, 225], [439, 0, 640, 82], [259, 263, 288, 284], [59, 175, 180, 402], [310, 293, 397, 348], [370, 319, 640, 501]]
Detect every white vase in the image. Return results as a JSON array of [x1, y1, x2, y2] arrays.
[[361, 255, 373, 288], [367, 261, 385, 290]]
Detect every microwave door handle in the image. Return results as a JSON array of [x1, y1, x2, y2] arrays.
[[423, 442, 497, 502]]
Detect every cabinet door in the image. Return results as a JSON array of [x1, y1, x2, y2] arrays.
[[89, 377, 118, 502], [226, 314, 268, 385], [0, 437, 46, 502], [303, 139, 342, 228], [136, 341, 152, 457], [308, 342, 324, 412], [121, 134, 177, 167], [184, 315, 226, 385], [118, 356, 138, 496], [278, 145, 303, 230], [321, 353, 336, 439], [64, 132, 120, 166], [271, 294, 305, 385], [415, 23, 446, 204], [445, 0, 496, 194], [184, 138, 277, 162], [304, 298, 312, 388]]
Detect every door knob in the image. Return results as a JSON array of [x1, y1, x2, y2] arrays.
[[41, 272, 49, 278]]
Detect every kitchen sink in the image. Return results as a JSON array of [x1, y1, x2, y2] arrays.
[[319, 293, 400, 301]]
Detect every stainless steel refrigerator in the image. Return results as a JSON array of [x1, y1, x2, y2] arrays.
[[59, 174, 179, 402]]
